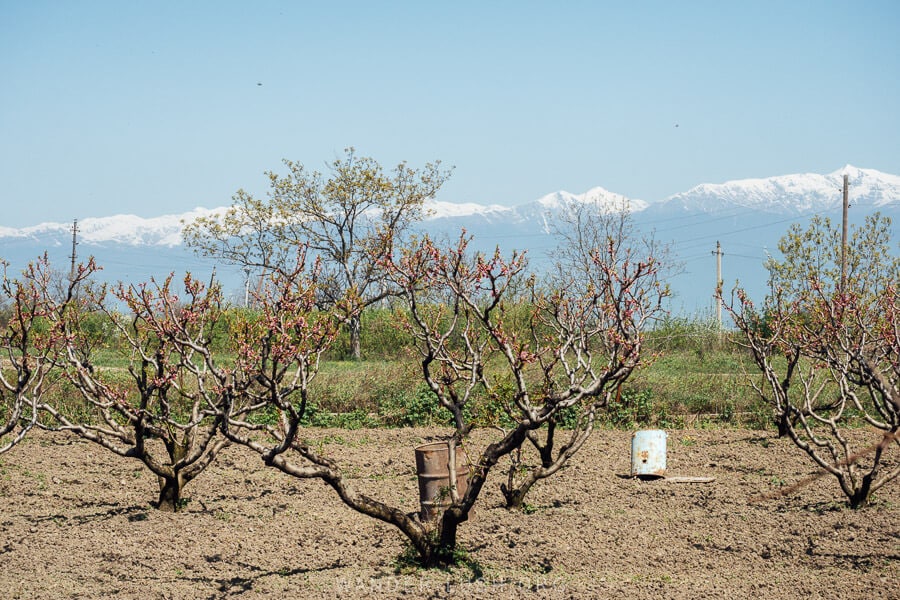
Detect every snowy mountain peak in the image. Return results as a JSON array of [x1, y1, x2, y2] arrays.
[[534, 190, 580, 210], [580, 186, 649, 213], [530, 186, 647, 213], [662, 166, 900, 214], [424, 198, 510, 220], [830, 164, 874, 179], [834, 164, 858, 177]]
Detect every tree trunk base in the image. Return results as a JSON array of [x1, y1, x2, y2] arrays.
[[155, 476, 185, 512]]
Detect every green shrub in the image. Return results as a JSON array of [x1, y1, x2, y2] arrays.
[[604, 388, 659, 428], [299, 401, 379, 429], [378, 384, 451, 427]]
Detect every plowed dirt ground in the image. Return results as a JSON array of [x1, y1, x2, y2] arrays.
[[0, 427, 897, 599]]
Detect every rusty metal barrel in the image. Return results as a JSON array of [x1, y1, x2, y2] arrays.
[[631, 429, 667, 478], [414, 441, 470, 522]]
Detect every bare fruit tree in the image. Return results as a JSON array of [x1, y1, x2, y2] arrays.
[[215, 253, 453, 560], [383, 229, 667, 548], [38, 268, 231, 511], [0, 256, 88, 454], [198, 192, 669, 563], [183, 148, 452, 359], [181, 211, 663, 567], [722, 213, 900, 508]]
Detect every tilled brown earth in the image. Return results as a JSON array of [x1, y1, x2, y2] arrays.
[[0, 427, 897, 599]]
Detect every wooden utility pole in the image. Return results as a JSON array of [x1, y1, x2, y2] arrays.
[[840, 173, 849, 293], [244, 268, 251, 307], [713, 241, 723, 327], [69, 219, 79, 282]]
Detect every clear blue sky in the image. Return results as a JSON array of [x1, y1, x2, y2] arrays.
[[2, 1, 898, 228]]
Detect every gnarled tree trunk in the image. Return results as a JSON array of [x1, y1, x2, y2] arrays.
[[156, 472, 188, 512]]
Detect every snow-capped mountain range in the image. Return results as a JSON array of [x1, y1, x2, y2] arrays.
[[2, 165, 897, 247], [2, 165, 898, 313], [662, 165, 900, 215]]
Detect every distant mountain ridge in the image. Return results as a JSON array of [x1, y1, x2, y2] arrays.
[[661, 165, 900, 215], [2, 165, 898, 313], [2, 165, 898, 247], [0, 207, 228, 248]]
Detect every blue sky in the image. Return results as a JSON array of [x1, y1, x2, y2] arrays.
[[2, 1, 898, 228]]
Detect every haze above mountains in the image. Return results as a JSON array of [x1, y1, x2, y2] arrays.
[[2, 165, 898, 314]]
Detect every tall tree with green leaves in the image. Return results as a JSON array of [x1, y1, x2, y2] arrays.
[[183, 148, 451, 359]]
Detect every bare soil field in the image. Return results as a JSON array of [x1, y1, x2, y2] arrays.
[[0, 427, 897, 599]]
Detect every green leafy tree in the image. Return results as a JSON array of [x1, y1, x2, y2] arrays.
[[766, 213, 898, 300], [183, 148, 451, 359]]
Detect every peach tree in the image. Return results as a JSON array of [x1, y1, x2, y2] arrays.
[[722, 214, 900, 508], [0, 256, 87, 454], [214, 221, 666, 568], [37, 264, 231, 511]]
